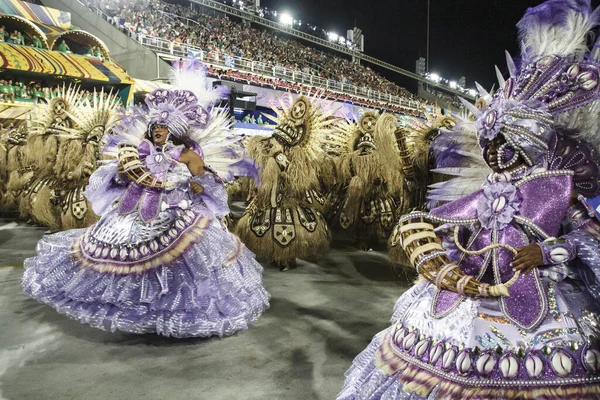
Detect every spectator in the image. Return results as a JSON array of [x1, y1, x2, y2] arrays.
[[33, 84, 45, 103], [19, 84, 32, 100], [5, 80, 15, 103], [0, 26, 7, 42], [58, 39, 70, 52], [31, 35, 44, 49], [0, 80, 8, 103], [9, 30, 20, 44]]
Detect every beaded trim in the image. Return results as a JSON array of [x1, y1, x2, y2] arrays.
[[415, 251, 446, 273], [514, 169, 574, 188], [398, 212, 478, 227], [513, 215, 550, 239], [389, 341, 600, 388]]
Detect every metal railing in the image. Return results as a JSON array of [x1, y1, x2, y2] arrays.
[[82, 0, 471, 102], [84, 2, 425, 109], [187, 0, 475, 100], [137, 34, 422, 108]]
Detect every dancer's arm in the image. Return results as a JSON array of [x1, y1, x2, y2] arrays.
[[513, 191, 600, 274], [180, 148, 205, 176]]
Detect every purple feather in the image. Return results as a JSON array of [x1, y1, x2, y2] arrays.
[[213, 83, 230, 98], [517, 0, 596, 61], [518, 0, 591, 29], [181, 56, 231, 98], [435, 145, 464, 168], [228, 156, 262, 187], [101, 133, 120, 154], [182, 56, 206, 74]]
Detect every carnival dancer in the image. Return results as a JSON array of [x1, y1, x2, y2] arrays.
[[21, 61, 270, 338], [388, 114, 457, 267], [1, 123, 28, 212], [235, 93, 337, 271], [19, 88, 121, 231], [340, 1, 600, 398], [329, 112, 406, 251], [395, 113, 457, 211], [14, 86, 78, 224]]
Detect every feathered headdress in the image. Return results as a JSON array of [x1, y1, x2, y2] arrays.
[[431, 0, 600, 206], [144, 88, 211, 139], [104, 57, 255, 182], [263, 91, 339, 159], [169, 56, 229, 109]]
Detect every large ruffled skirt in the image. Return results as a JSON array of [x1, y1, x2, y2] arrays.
[[21, 210, 270, 338], [339, 279, 600, 399]]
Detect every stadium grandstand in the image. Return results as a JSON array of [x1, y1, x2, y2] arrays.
[[76, 0, 472, 114], [0, 0, 135, 123], [0, 0, 475, 125]]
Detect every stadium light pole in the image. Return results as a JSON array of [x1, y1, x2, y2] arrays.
[[426, 0, 430, 74]]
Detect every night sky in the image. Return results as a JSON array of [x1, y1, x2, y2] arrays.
[[261, 0, 600, 93]]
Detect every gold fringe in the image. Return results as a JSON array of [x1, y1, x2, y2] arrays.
[[54, 139, 83, 179]]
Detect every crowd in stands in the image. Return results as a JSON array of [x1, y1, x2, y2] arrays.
[[208, 67, 425, 117], [83, 0, 421, 102], [240, 113, 270, 125], [1, 79, 50, 103], [423, 86, 463, 109], [0, 25, 106, 60], [0, 25, 44, 48], [0, 78, 116, 105]]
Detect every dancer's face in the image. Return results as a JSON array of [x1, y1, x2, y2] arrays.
[[484, 134, 524, 173], [151, 125, 168, 145], [484, 136, 503, 173]]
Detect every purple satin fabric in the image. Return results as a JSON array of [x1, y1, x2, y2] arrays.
[[498, 226, 547, 329], [118, 140, 185, 221], [430, 174, 572, 330], [432, 290, 462, 317], [84, 163, 126, 216], [518, 175, 572, 236], [192, 173, 230, 219], [139, 189, 163, 222], [430, 189, 481, 220], [119, 183, 144, 215]]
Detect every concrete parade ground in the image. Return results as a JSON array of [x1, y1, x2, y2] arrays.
[[0, 215, 412, 400]]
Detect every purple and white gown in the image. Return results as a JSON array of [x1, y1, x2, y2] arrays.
[[21, 140, 270, 338], [339, 169, 600, 399]]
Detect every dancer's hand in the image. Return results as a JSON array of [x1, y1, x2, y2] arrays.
[[512, 244, 543, 274], [190, 181, 204, 194]]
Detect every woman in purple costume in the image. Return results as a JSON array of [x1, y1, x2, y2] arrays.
[[21, 80, 270, 338], [339, 1, 600, 398]]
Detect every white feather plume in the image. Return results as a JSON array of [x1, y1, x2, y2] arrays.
[[168, 57, 228, 109], [517, 1, 600, 63]]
